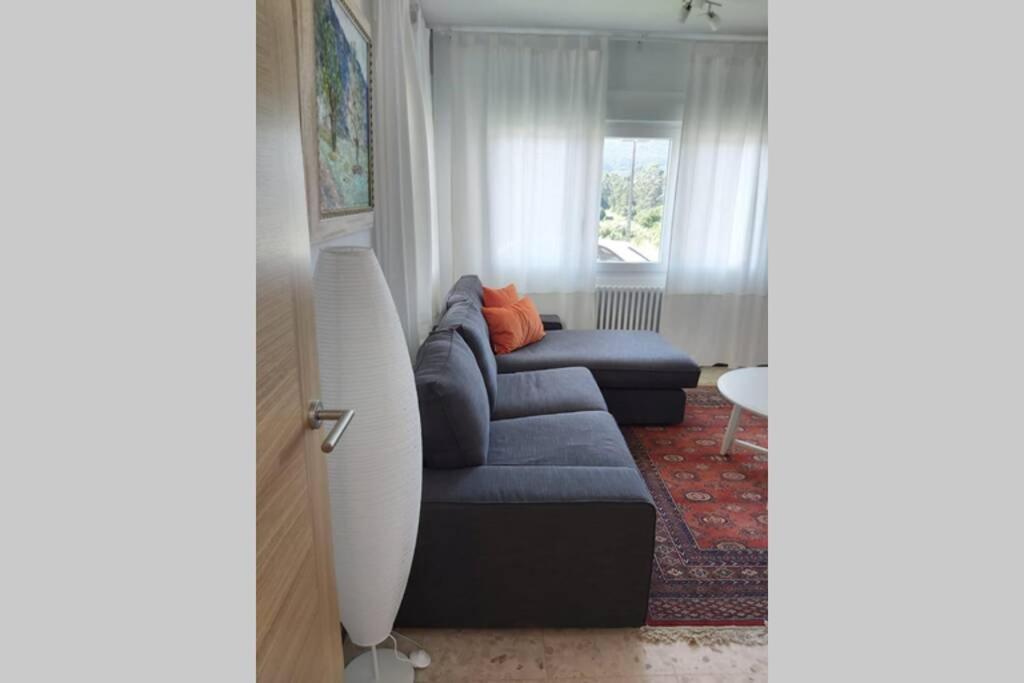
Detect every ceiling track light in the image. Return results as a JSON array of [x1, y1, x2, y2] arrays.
[[704, 0, 722, 31], [679, 1, 694, 23], [680, 0, 722, 31]]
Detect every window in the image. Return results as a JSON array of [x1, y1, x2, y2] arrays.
[[598, 131, 674, 265]]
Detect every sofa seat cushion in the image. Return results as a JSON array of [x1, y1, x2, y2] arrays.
[[493, 367, 607, 420], [494, 330, 701, 389], [487, 411, 634, 468], [415, 330, 490, 469]]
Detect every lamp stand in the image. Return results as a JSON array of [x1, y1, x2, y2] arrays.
[[344, 645, 414, 683]]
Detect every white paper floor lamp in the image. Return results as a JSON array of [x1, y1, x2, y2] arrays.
[[313, 247, 424, 683]]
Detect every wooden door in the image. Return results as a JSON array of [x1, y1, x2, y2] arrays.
[[257, 0, 344, 680]]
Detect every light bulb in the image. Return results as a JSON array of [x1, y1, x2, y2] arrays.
[[680, 2, 691, 23], [706, 11, 721, 32]]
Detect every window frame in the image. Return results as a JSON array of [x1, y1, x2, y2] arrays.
[[597, 120, 681, 275]]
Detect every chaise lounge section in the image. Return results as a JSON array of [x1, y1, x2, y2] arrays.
[[495, 329, 700, 425], [445, 275, 701, 425]]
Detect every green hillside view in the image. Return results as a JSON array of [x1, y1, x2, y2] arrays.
[[599, 138, 670, 261]]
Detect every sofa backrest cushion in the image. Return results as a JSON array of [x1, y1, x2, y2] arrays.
[[444, 275, 484, 310], [436, 301, 498, 411], [414, 329, 490, 469]]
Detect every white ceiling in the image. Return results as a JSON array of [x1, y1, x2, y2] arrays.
[[418, 0, 767, 38]]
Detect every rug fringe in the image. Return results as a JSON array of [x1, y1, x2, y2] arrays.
[[639, 625, 768, 648]]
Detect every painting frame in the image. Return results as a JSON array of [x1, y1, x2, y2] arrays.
[[312, 0, 374, 219]]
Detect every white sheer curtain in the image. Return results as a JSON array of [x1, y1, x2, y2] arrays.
[[661, 42, 768, 367], [372, 0, 440, 355], [433, 31, 608, 328]]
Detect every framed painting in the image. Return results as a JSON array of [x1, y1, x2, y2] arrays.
[[313, 0, 373, 217]]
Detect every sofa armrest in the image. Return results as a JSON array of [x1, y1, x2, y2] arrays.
[[540, 314, 563, 331], [399, 466, 656, 628], [421, 465, 654, 506]]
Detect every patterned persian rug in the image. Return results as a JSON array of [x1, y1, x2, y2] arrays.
[[624, 386, 768, 626]]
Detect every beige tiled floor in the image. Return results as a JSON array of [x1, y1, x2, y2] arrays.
[[344, 367, 766, 683], [345, 627, 767, 682], [697, 365, 730, 387]]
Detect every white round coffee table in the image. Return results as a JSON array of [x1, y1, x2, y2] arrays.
[[717, 367, 768, 456]]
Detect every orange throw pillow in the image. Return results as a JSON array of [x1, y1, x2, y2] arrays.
[[481, 296, 546, 354], [482, 282, 519, 308]]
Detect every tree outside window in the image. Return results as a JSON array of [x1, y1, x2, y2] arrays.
[[598, 137, 671, 263]]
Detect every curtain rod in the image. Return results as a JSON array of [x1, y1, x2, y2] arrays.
[[430, 25, 768, 44]]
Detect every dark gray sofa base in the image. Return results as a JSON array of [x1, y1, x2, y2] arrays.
[[396, 501, 655, 627], [602, 387, 687, 425], [396, 464, 656, 630]]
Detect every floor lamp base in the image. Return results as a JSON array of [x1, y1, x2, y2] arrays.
[[345, 648, 415, 683]]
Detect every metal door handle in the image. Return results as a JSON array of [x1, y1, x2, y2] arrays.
[[308, 400, 355, 453]]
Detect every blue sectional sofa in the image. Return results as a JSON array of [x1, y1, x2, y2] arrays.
[[395, 276, 699, 627]]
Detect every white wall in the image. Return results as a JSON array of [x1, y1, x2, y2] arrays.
[[607, 39, 689, 123], [348, 0, 375, 25]]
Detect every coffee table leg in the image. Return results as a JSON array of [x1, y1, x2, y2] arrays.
[[721, 404, 743, 455]]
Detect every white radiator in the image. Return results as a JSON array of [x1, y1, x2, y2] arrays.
[[595, 286, 664, 332]]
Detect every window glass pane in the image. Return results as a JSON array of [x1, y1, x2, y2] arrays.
[[629, 138, 669, 260], [599, 138, 634, 263], [598, 137, 670, 263]]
